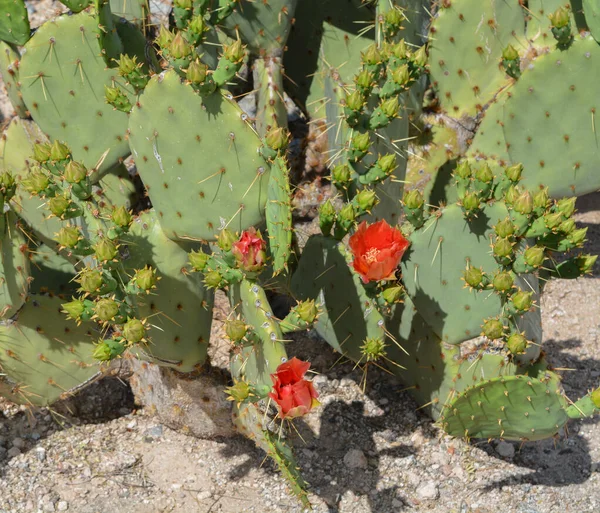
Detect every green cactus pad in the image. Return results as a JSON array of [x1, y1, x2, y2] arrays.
[[0, 0, 30, 46], [254, 57, 287, 135], [503, 36, 600, 197], [18, 12, 144, 176], [0, 41, 26, 118], [95, 163, 137, 210], [0, 295, 101, 406], [429, 0, 525, 118], [401, 202, 538, 344], [124, 211, 214, 371], [0, 212, 30, 319], [566, 389, 600, 419], [526, 0, 576, 49], [466, 92, 511, 164], [441, 372, 570, 440], [222, 0, 298, 54], [584, 0, 600, 42], [59, 0, 91, 12], [29, 241, 78, 296], [128, 70, 270, 241], [386, 296, 518, 419], [266, 156, 292, 275], [110, 0, 148, 25], [291, 235, 386, 363]]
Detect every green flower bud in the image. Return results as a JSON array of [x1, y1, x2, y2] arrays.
[[186, 59, 208, 83], [355, 69, 374, 90], [403, 189, 424, 209], [23, 169, 50, 195], [133, 266, 157, 291], [226, 380, 251, 402], [380, 96, 399, 118], [104, 85, 132, 112], [64, 161, 87, 184], [505, 185, 519, 205], [362, 44, 382, 65], [189, 249, 210, 271], [345, 90, 364, 112], [265, 127, 289, 151], [533, 187, 549, 211], [392, 40, 409, 59], [94, 238, 118, 262], [505, 163, 523, 182], [493, 271, 514, 292], [111, 206, 132, 228], [568, 227, 588, 246], [482, 318, 504, 340], [94, 298, 120, 322], [332, 163, 352, 185], [385, 7, 405, 29], [360, 337, 387, 361], [382, 285, 404, 304], [204, 270, 222, 289], [355, 189, 377, 212], [93, 339, 126, 361], [217, 228, 237, 252], [392, 64, 410, 85], [558, 218, 575, 234], [462, 191, 480, 213], [511, 290, 534, 311], [506, 333, 528, 354], [495, 218, 515, 238], [557, 197, 576, 218], [174, 0, 192, 8], [502, 44, 519, 61], [338, 202, 356, 223], [412, 46, 427, 67], [156, 26, 173, 49], [56, 226, 81, 248], [49, 140, 70, 161], [548, 6, 570, 28], [577, 254, 598, 274], [377, 153, 397, 174], [295, 299, 319, 323], [544, 211, 563, 230], [513, 191, 533, 215], [455, 161, 472, 179], [463, 266, 485, 289], [223, 39, 244, 62], [32, 142, 51, 163], [169, 32, 192, 59], [591, 387, 600, 408], [117, 54, 137, 76], [48, 196, 71, 217], [351, 132, 370, 153], [493, 237, 514, 259], [225, 319, 247, 342], [188, 14, 206, 35], [319, 199, 336, 236], [475, 163, 493, 183], [524, 245, 545, 268], [62, 299, 85, 321], [79, 269, 104, 294], [123, 318, 146, 343]]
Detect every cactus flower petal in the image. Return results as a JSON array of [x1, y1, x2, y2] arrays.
[[269, 357, 319, 419]]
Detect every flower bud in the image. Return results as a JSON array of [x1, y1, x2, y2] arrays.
[[226, 380, 251, 402], [462, 191, 480, 213], [64, 161, 87, 184], [225, 319, 247, 342], [549, 6, 570, 28], [48, 196, 70, 217], [455, 161, 472, 180], [557, 197, 576, 218], [403, 189, 424, 209], [504, 185, 519, 205], [475, 163, 493, 183], [362, 44, 382, 66], [188, 14, 206, 35], [62, 299, 85, 321], [524, 245, 545, 268], [332, 163, 352, 185], [361, 337, 387, 361], [382, 285, 404, 304], [412, 46, 427, 67], [295, 299, 318, 323], [156, 26, 174, 49], [385, 7, 405, 30], [510, 290, 534, 311], [186, 59, 208, 83], [513, 191, 533, 215], [133, 266, 157, 291], [232, 228, 267, 272], [380, 96, 399, 118], [23, 169, 50, 195], [123, 318, 146, 343], [189, 249, 210, 271], [591, 387, 600, 408], [94, 238, 118, 262], [93, 339, 126, 361], [169, 32, 192, 59], [204, 269, 223, 288], [533, 187, 549, 211], [79, 269, 104, 294], [392, 64, 410, 85], [33, 142, 51, 163], [482, 318, 504, 340], [506, 333, 527, 354], [50, 140, 70, 161], [319, 199, 336, 236], [355, 189, 377, 212], [111, 206, 132, 228], [351, 132, 370, 153], [493, 237, 514, 261], [544, 211, 563, 230], [94, 298, 120, 322], [223, 39, 244, 62], [265, 126, 289, 151], [377, 153, 397, 174], [174, 0, 192, 8], [577, 254, 597, 274], [558, 218, 575, 234], [495, 218, 515, 238], [463, 266, 485, 289], [338, 202, 356, 224], [217, 228, 237, 252], [392, 40, 409, 59], [355, 69, 374, 91], [493, 271, 514, 292], [502, 44, 519, 61], [345, 90, 364, 112], [105, 85, 132, 112], [56, 226, 80, 248], [505, 163, 523, 182], [568, 227, 588, 246]]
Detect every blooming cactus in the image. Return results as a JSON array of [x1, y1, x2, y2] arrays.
[[269, 357, 320, 419]]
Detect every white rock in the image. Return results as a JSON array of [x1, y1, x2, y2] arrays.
[[57, 501, 68, 511], [416, 481, 439, 500], [343, 449, 368, 470], [197, 491, 212, 501]]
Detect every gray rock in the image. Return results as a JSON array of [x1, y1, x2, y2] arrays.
[[343, 449, 368, 470], [12, 437, 25, 448], [416, 481, 439, 500], [496, 441, 515, 459], [7, 446, 21, 458]]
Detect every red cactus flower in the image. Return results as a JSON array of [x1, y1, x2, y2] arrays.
[[269, 357, 319, 419], [349, 220, 410, 283], [232, 227, 266, 271]]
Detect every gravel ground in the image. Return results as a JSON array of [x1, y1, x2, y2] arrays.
[[1, 4, 600, 512]]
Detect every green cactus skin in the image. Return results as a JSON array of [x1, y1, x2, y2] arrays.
[[566, 389, 600, 419], [128, 70, 270, 242], [221, 0, 298, 54], [266, 156, 292, 275], [503, 36, 600, 198], [429, 0, 525, 118], [441, 371, 574, 441], [0, 0, 30, 46], [584, 0, 600, 42], [527, 0, 576, 49], [59, 0, 92, 12], [110, 0, 148, 26], [94, 163, 137, 210], [29, 241, 79, 296], [0, 212, 30, 319], [291, 235, 386, 363], [0, 41, 26, 118], [254, 57, 287, 135], [124, 211, 214, 371], [0, 295, 101, 406], [18, 12, 146, 177]]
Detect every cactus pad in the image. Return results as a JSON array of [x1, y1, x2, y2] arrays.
[[128, 70, 270, 241], [0, 0, 30, 46], [584, 0, 600, 42], [0, 41, 26, 118], [266, 156, 292, 274], [0, 213, 30, 319]]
